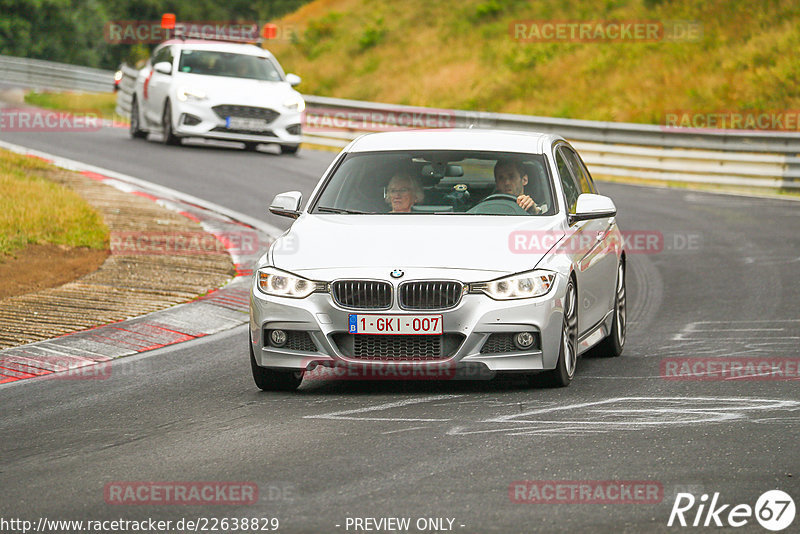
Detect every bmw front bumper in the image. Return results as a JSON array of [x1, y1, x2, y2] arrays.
[[249, 271, 568, 375]]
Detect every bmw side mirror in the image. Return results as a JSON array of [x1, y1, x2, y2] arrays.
[[153, 61, 172, 75], [269, 191, 303, 219], [285, 73, 301, 87], [569, 193, 617, 224]]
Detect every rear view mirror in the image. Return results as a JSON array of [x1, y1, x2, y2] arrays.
[[421, 163, 463, 179], [446, 164, 463, 177], [269, 191, 302, 219]]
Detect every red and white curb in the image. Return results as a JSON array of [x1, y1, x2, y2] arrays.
[[0, 140, 281, 385]]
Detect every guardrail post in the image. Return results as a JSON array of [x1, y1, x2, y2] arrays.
[[783, 154, 800, 191]]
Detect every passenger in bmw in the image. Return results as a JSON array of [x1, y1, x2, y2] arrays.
[[493, 158, 542, 214], [385, 173, 425, 213]]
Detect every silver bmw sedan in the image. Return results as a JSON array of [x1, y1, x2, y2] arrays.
[[249, 129, 626, 390]]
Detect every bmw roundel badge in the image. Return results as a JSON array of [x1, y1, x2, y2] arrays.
[[390, 269, 404, 279]]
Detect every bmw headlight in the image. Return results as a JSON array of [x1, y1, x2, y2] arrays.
[[283, 94, 305, 112], [177, 87, 207, 102], [257, 267, 320, 298], [470, 270, 556, 300]]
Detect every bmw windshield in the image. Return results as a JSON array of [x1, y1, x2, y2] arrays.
[[312, 150, 555, 215]]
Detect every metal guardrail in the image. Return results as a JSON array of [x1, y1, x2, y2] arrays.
[[3, 54, 798, 189], [0, 55, 113, 93], [302, 95, 800, 154], [298, 96, 800, 189]]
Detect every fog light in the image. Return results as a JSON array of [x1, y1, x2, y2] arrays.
[[181, 113, 201, 126], [514, 332, 535, 350], [269, 329, 287, 347]]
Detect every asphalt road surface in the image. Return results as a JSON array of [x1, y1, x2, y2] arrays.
[[1, 124, 799, 533]]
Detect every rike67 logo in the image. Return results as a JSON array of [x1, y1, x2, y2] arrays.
[[668, 490, 795, 531]]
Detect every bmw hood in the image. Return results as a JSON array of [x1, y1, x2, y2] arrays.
[[270, 215, 567, 281]]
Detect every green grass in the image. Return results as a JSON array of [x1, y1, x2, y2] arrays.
[[26, 0, 800, 129], [268, 0, 800, 127], [24, 91, 121, 122], [0, 149, 109, 258]]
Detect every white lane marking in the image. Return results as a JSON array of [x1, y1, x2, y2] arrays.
[[687, 336, 800, 345], [304, 394, 461, 422], [723, 366, 794, 381], [381, 426, 429, 435], [657, 342, 800, 358], [673, 320, 800, 342], [672, 322, 696, 341], [497, 396, 799, 421], [689, 320, 800, 323], [690, 328, 786, 331], [446, 397, 800, 436], [580, 375, 667, 379], [743, 256, 800, 265]]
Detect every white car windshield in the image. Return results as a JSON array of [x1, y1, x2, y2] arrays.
[[312, 150, 554, 215], [177, 50, 282, 81]]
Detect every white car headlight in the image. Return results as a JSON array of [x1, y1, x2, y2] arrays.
[[471, 270, 556, 300], [257, 267, 320, 298], [283, 95, 305, 112], [177, 87, 207, 102]]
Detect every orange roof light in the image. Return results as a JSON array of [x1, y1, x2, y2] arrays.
[[161, 13, 176, 30], [262, 23, 278, 40]]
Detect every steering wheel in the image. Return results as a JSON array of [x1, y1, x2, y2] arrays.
[[467, 193, 529, 215]]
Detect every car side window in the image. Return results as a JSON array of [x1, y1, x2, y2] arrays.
[[555, 148, 580, 213], [153, 47, 172, 67], [575, 150, 598, 193], [562, 147, 596, 194]]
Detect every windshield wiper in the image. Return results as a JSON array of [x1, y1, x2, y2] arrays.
[[316, 206, 372, 214]]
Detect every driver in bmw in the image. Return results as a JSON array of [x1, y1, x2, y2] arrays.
[[493, 158, 542, 214]]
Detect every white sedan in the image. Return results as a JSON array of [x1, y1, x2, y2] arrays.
[[128, 40, 304, 154], [250, 129, 626, 390]]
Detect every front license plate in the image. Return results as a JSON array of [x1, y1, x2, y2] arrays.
[[349, 314, 443, 335], [226, 117, 269, 131]]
